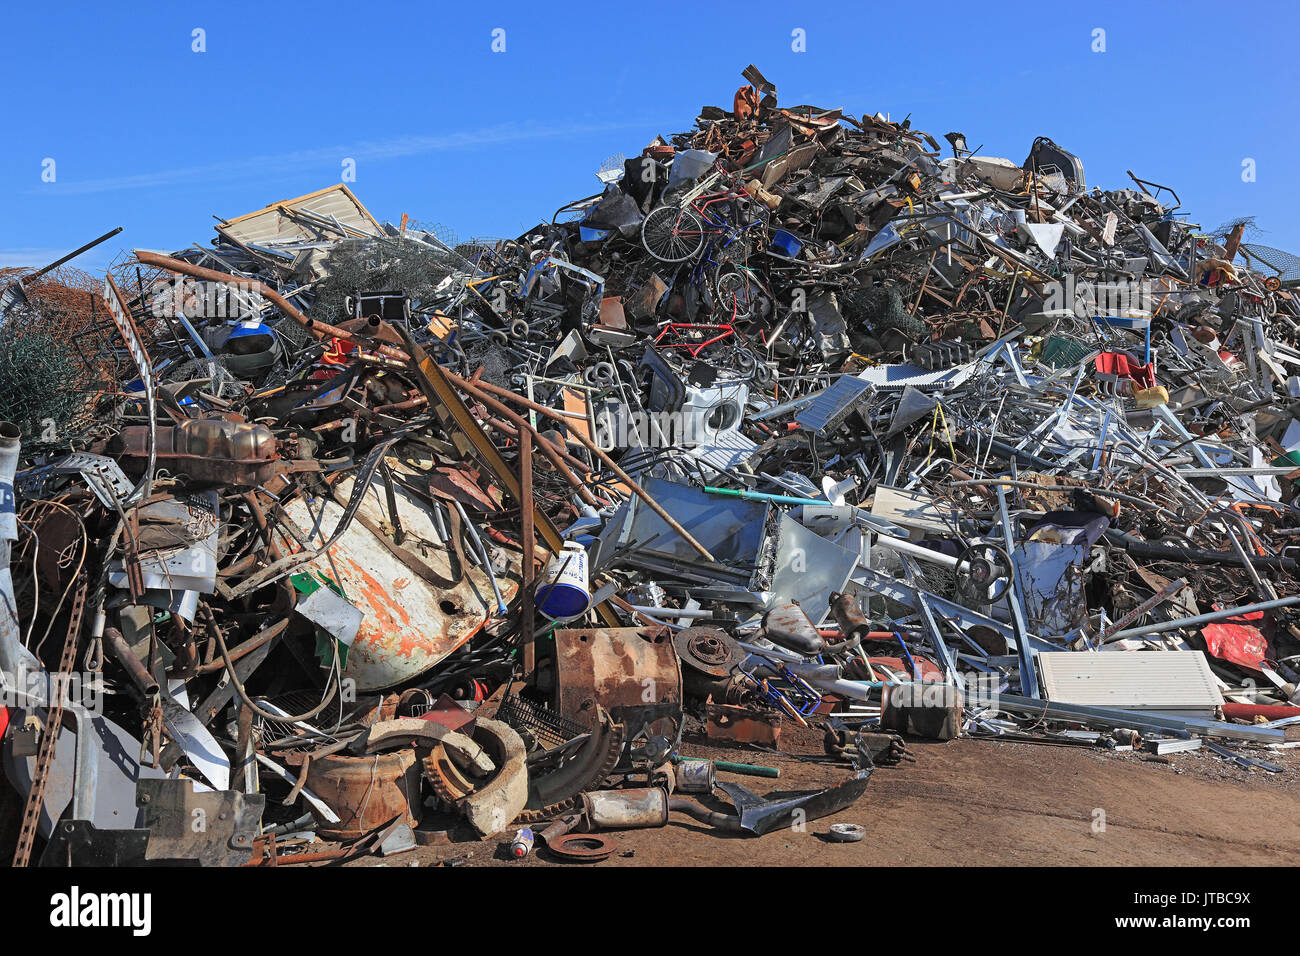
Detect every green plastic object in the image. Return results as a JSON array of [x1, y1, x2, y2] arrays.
[[1039, 336, 1090, 370], [672, 754, 780, 778]]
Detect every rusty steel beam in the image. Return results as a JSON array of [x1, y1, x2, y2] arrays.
[[452, 377, 601, 509], [520, 428, 536, 676], [395, 327, 620, 629]]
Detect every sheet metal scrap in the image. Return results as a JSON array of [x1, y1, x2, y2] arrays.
[[4, 64, 1300, 867]]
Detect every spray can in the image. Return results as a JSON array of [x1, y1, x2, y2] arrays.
[[509, 827, 535, 859]]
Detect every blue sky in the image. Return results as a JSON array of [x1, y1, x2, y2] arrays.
[[2, 0, 1296, 273]]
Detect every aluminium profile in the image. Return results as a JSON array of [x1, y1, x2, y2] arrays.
[[996, 486, 1039, 698], [1144, 738, 1203, 755], [988, 693, 1282, 744]]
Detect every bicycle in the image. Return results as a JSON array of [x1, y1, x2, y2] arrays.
[[640, 166, 767, 265]]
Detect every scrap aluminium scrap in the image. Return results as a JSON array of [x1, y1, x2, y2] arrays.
[[1, 66, 1299, 867]]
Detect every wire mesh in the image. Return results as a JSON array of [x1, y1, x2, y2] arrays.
[[1240, 243, 1300, 282]]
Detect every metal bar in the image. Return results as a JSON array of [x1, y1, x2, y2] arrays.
[[465, 375, 717, 562], [13, 575, 87, 867], [395, 328, 619, 629], [1097, 577, 1187, 644], [854, 565, 1015, 644], [1107, 595, 1300, 642], [996, 487, 1038, 698], [19, 227, 123, 284], [989, 693, 1283, 744], [520, 429, 536, 676], [898, 555, 964, 691], [133, 250, 408, 361]]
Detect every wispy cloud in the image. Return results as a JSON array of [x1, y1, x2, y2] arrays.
[[0, 247, 98, 269], [32, 119, 665, 197]]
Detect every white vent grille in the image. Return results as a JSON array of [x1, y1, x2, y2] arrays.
[[1038, 651, 1224, 716]]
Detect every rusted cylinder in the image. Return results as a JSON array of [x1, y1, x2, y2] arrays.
[[829, 590, 872, 641], [305, 749, 423, 840], [102, 627, 160, 699]]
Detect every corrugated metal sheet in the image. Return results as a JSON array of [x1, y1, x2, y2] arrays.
[[795, 374, 871, 433], [854, 362, 975, 392], [1038, 651, 1224, 715]]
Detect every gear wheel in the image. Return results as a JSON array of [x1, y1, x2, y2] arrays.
[[424, 745, 477, 806], [516, 710, 625, 824], [515, 796, 583, 825], [424, 707, 625, 823]]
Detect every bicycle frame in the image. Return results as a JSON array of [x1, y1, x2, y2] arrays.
[[654, 321, 737, 357]]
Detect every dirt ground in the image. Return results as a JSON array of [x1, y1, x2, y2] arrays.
[[338, 722, 1300, 868]]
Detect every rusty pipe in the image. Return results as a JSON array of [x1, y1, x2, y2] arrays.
[[373, 394, 428, 415], [453, 374, 717, 562], [195, 616, 289, 674], [449, 377, 601, 508], [133, 250, 409, 362], [103, 627, 160, 700], [481, 414, 591, 474], [668, 797, 743, 831]]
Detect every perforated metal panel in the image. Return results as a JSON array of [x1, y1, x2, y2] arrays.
[[795, 374, 871, 433]]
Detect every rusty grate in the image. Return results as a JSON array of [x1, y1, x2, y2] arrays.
[[495, 693, 589, 749]]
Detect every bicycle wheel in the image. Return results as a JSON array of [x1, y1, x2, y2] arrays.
[[713, 265, 755, 321], [642, 205, 706, 263]]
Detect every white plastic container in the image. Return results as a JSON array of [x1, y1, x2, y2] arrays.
[[536, 541, 590, 621]]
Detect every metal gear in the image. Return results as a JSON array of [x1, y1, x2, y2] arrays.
[[423, 708, 625, 823], [515, 710, 625, 824], [423, 746, 477, 807]]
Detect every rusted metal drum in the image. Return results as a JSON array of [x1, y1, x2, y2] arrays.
[[305, 748, 422, 840]]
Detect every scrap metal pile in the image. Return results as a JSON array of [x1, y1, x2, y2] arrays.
[[4, 66, 1300, 866]]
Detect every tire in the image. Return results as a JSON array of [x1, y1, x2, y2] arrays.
[[642, 205, 706, 263]]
